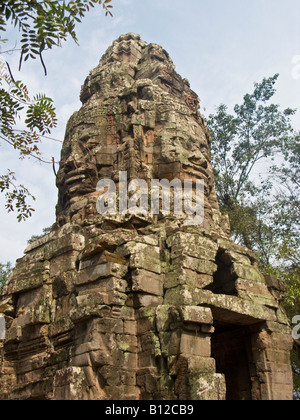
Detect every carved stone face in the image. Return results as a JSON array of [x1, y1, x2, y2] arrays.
[[56, 33, 222, 231], [0, 34, 293, 402]]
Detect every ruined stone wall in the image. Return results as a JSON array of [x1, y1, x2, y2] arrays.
[[0, 34, 293, 400]]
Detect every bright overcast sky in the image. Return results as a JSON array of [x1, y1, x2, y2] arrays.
[[0, 0, 300, 264]]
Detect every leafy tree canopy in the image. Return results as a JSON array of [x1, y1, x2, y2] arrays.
[[0, 261, 13, 289], [0, 0, 113, 221], [206, 73, 299, 305], [207, 74, 296, 209], [207, 75, 300, 395], [207, 74, 299, 255]]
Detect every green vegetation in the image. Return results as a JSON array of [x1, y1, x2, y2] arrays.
[[0, 0, 113, 221], [27, 225, 54, 245], [0, 261, 13, 289], [207, 75, 300, 395]]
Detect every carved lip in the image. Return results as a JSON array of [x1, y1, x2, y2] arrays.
[[65, 174, 86, 185]]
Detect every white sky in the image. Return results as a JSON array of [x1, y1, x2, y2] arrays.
[[0, 0, 300, 264]]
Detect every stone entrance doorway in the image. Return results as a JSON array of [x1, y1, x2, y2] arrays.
[[211, 321, 256, 400]]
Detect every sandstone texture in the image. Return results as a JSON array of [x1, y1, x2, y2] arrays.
[[0, 34, 293, 400]]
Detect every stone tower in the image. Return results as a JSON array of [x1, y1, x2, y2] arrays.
[[0, 34, 293, 400]]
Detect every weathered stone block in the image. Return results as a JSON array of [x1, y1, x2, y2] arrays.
[[217, 238, 256, 261], [123, 320, 137, 335], [129, 244, 161, 274], [164, 286, 277, 324], [52, 272, 76, 298], [117, 334, 138, 353], [99, 365, 122, 386], [123, 352, 138, 370], [45, 233, 85, 260], [75, 262, 128, 286], [120, 370, 137, 386], [53, 367, 89, 400], [231, 262, 265, 283], [93, 318, 124, 334], [167, 271, 213, 291], [170, 354, 216, 376], [79, 251, 127, 270], [126, 293, 163, 308], [131, 269, 163, 296], [138, 350, 156, 368], [219, 249, 251, 266], [180, 331, 211, 357], [264, 274, 286, 292], [136, 316, 156, 336], [50, 251, 78, 278], [179, 306, 213, 325], [49, 318, 74, 338], [7, 273, 49, 295], [236, 279, 278, 307], [189, 373, 226, 400], [172, 255, 217, 276]]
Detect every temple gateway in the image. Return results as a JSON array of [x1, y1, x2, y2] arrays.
[[0, 34, 293, 400]]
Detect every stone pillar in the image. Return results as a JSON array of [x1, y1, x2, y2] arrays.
[[155, 305, 226, 400], [250, 323, 293, 400]]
